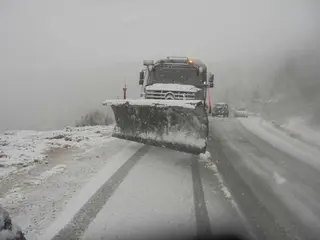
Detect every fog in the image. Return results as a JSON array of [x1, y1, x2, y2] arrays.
[[0, 0, 319, 132]]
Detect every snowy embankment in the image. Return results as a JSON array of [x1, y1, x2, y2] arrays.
[[238, 117, 320, 168], [0, 125, 114, 178], [272, 117, 320, 149], [0, 125, 120, 239]]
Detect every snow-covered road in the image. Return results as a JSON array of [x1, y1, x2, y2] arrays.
[[3, 116, 320, 240], [210, 117, 320, 240], [40, 142, 245, 240]]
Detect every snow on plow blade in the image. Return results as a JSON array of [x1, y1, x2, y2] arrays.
[[103, 99, 209, 155]]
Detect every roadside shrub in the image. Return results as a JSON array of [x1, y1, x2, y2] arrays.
[[75, 110, 113, 127]]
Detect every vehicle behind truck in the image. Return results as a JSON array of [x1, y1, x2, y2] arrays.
[[103, 56, 214, 155], [212, 103, 229, 118]]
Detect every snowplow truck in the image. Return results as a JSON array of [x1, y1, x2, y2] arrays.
[[103, 57, 214, 155]]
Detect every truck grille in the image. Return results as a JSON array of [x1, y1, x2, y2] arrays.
[[145, 90, 196, 100]]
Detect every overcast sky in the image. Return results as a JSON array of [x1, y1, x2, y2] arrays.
[[0, 0, 319, 131]]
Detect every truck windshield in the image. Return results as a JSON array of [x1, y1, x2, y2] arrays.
[[150, 65, 202, 86]]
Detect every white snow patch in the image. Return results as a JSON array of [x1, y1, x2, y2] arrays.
[[23, 165, 61, 185], [0, 168, 15, 178], [1, 191, 24, 202], [0, 125, 113, 178], [203, 161, 232, 199], [273, 172, 286, 185], [23, 179, 42, 186], [0, 191, 24, 210], [199, 151, 211, 161], [20, 164, 67, 185], [220, 185, 232, 199], [145, 83, 201, 93], [205, 161, 218, 172], [8, 187, 21, 193], [215, 170, 232, 199], [102, 99, 202, 109], [40, 164, 66, 178]]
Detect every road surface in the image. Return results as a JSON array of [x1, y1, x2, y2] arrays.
[[3, 117, 320, 240], [209, 117, 320, 240], [40, 140, 248, 240]]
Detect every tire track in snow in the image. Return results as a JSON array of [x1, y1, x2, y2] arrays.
[[191, 157, 212, 237], [50, 145, 150, 240]]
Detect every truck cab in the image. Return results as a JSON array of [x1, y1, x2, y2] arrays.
[[139, 57, 214, 102]]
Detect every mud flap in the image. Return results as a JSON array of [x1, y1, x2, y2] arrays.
[[103, 100, 209, 155]]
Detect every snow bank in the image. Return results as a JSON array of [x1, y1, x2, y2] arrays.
[[199, 151, 211, 161], [145, 83, 200, 92], [238, 117, 320, 169], [278, 117, 320, 149], [102, 99, 202, 109], [0, 125, 113, 178]]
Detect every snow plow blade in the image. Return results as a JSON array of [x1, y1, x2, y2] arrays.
[[103, 99, 209, 155]]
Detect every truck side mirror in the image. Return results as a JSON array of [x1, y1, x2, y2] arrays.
[[139, 71, 144, 85], [209, 74, 214, 82], [208, 74, 214, 88]]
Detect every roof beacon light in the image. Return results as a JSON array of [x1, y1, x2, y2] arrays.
[[188, 60, 193, 64]]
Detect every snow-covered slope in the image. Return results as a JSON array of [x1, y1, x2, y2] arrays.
[[0, 126, 113, 178]]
